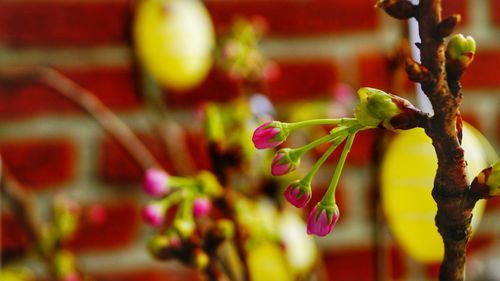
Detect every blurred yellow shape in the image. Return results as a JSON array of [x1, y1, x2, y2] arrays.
[[134, 0, 215, 90], [381, 123, 494, 262]]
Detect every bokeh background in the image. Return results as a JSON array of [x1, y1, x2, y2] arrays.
[[1, 0, 499, 280]]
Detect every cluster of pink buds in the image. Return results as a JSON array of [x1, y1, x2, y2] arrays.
[[253, 87, 420, 236], [141, 168, 220, 238]]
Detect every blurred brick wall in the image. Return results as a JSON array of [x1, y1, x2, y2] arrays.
[[1, 0, 499, 280]]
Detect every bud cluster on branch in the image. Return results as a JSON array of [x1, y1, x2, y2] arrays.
[[253, 87, 426, 236]]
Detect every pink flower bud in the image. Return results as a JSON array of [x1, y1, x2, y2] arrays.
[[193, 197, 212, 217], [252, 121, 288, 149], [62, 272, 81, 281], [271, 149, 299, 176], [283, 180, 311, 208], [143, 168, 170, 197], [142, 203, 165, 227], [307, 203, 340, 237]]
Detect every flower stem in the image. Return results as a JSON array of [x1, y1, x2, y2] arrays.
[[302, 133, 348, 184], [294, 126, 350, 159], [169, 177, 198, 188], [288, 118, 356, 131], [321, 132, 357, 206]]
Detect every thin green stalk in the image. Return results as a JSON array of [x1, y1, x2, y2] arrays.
[[293, 126, 350, 159], [321, 132, 357, 205], [288, 118, 356, 130], [302, 133, 348, 183]]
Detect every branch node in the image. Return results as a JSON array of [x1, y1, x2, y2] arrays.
[[405, 58, 433, 84], [438, 14, 461, 38], [375, 0, 417, 20]]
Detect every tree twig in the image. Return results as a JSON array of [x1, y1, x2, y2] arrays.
[[0, 66, 160, 171]]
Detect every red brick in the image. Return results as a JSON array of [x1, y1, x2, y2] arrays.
[[498, 116, 500, 146], [442, 0, 468, 24], [467, 234, 495, 254], [98, 135, 173, 185], [0, 1, 132, 46], [98, 130, 214, 185], [67, 201, 139, 252], [485, 196, 500, 212], [425, 262, 441, 280], [461, 51, 500, 90], [0, 212, 31, 259], [0, 139, 75, 190], [167, 67, 240, 108], [358, 53, 416, 94], [358, 54, 391, 92], [389, 246, 407, 280], [0, 67, 141, 119], [0, 0, 465, 47], [491, 0, 500, 26], [359, 50, 500, 93], [185, 131, 212, 171], [266, 60, 338, 103], [348, 129, 377, 165], [323, 245, 406, 281], [460, 112, 481, 132], [323, 247, 375, 281], [206, 0, 378, 36], [93, 268, 201, 281], [169, 60, 337, 106]]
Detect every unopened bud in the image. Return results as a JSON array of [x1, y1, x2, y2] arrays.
[[354, 87, 421, 130], [446, 34, 476, 80], [53, 250, 77, 281], [271, 148, 300, 176], [196, 171, 223, 197], [477, 162, 500, 197], [307, 203, 340, 237], [193, 249, 210, 270], [283, 180, 312, 208], [252, 121, 289, 149], [147, 234, 181, 259], [214, 219, 235, 240], [405, 59, 432, 83], [53, 196, 80, 241]]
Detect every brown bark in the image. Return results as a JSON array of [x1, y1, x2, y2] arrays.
[[416, 1, 469, 280], [380, 1, 494, 280]]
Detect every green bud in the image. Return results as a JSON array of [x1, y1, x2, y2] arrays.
[[354, 87, 400, 128], [53, 196, 80, 241], [196, 171, 223, 197], [203, 103, 225, 143], [53, 250, 76, 279], [485, 162, 500, 196], [147, 235, 171, 257], [174, 200, 195, 238], [446, 34, 476, 67], [39, 224, 56, 256], [193, 249, 210, 270], [214, 219, 235, 240]]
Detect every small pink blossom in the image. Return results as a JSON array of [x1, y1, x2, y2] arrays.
[[307, 204, 340, 237], [271, 149, 297, 176], [142, 203, 165, 227], [283, 180, 311, 208], [252, 121, 284, 149], [193, 197, 212, 217], [143, 168, 170, 197]]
